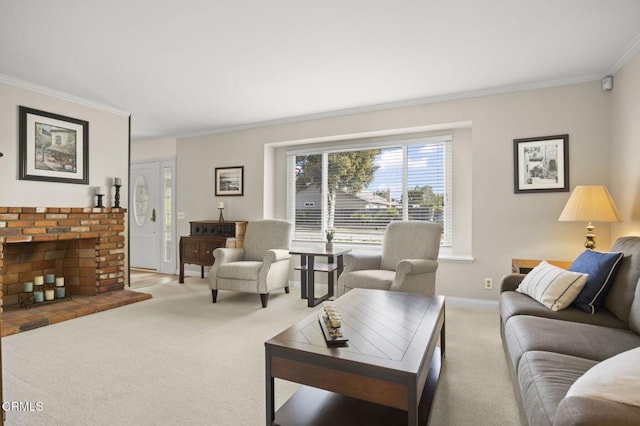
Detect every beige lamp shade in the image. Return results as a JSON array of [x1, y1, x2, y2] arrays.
[[558, 185, 622, 249], [558, 185, 622, 223]]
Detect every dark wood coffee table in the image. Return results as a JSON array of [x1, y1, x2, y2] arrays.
[[265, 288, 445, 425]]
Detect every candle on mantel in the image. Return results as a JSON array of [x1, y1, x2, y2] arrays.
[[114, 177, 122, 186], [218, 202, 224, 209], [55, 277, 65, 287], [96, 186, 105, 195], [34, 275, 44, 285]]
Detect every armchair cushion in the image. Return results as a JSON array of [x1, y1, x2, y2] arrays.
[[340, 270, 396, 292], [217, 261, 263, 280]]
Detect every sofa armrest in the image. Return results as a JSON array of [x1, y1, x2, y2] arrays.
[[500, 273, 526, 293]]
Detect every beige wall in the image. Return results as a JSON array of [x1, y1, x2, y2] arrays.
[[175, 79, 615, 301], [611, 52, 640, 238], [0, 81, 130, 208], [131, 137, 177, 162]]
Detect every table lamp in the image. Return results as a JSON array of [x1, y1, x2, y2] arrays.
[[558, 185, 622, 249]]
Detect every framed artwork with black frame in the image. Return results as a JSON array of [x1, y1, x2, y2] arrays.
[[215, 166, 244, 196], [513, 134, 569, 193], [18, 106, 89, 184]]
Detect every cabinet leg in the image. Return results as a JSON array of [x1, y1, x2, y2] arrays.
[[211, 290, 218, 303]]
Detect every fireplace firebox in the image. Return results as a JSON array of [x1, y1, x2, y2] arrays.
[[0, 207, 127, 311]]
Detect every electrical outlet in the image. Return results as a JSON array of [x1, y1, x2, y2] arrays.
[[484, 278, 493, 290]]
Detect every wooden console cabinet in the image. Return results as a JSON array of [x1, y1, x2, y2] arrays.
[[179, 221, 247, 283]]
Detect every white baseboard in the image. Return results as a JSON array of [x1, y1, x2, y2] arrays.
[[288, 280, 498, 310], [445, 296, 498, 310]]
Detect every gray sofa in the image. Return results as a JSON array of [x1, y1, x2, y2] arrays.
[[500, 236, 640, 426]]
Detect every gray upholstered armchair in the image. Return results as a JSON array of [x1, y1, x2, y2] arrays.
[[337, 221, 442, 297], [208, 219, 293, 307]]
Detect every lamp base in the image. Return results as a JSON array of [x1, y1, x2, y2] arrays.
[[584, 222, 596, 249]]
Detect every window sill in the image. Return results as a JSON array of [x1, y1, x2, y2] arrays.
[[290, 241, 474, 263]]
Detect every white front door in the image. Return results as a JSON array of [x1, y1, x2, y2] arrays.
[[130, 161, 160, 270]]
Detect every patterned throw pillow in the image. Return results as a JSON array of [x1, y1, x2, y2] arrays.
[[569, 250, 624, 314], [516, 261, 588, 311]]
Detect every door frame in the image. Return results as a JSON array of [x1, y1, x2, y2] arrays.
[[130, 158, 177, 275]]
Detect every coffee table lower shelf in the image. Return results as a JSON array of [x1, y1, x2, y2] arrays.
[[273, 347, 441, 426]]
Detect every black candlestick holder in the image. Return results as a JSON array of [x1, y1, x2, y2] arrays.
[[218, 208, 225, 223], [114, 184, 122, 208], [95, 193, 105, 208]]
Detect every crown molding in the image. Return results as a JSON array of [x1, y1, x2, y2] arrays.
[[607, 33, 640, 76], [175, 73, 602, 140], [0, 74, 130, 117]]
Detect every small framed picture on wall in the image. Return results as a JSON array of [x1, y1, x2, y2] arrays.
[[513, 134, 569, 193], [215, 166, 244, 196]]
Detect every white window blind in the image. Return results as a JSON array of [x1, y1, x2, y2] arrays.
[[286, 135, 452, 246]]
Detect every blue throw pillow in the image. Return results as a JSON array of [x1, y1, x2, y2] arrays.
[[569, 250, 624, 314]]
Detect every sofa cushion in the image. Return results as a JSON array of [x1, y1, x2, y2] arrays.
[[569, 250, 623, 314], [518, 351, 596, 426], [503, 315, 640, 371], [604, 237, 640, 323], [566, 346, 640, 407], [516, 261, 587, 311], [500, 291, 628, 329]]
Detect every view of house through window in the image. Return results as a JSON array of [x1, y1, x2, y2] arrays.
[[287, 136, 452, 246]]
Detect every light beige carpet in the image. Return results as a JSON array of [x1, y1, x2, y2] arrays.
[[2, 275, 519, 425]]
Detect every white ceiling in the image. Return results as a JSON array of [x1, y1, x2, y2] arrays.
[[1, 0, 640, 141]]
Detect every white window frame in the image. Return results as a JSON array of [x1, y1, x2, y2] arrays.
[[286, 135, 453, 248]]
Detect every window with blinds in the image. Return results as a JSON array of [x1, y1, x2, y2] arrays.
[[286, 135, 452, 246]]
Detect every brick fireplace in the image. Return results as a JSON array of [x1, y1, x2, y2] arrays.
[[0, 207, 127, 310]]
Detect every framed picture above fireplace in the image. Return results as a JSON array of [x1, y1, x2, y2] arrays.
[[18, 106, 89, 184]]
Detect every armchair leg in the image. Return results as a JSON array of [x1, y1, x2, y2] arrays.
[[211, 290, 218, 303], [284, 286, 290, 294], [260, 293, 269, 308]]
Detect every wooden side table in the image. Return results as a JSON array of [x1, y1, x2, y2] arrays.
[[290, 247, 351, 307], [511, 258, 572, 274]]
